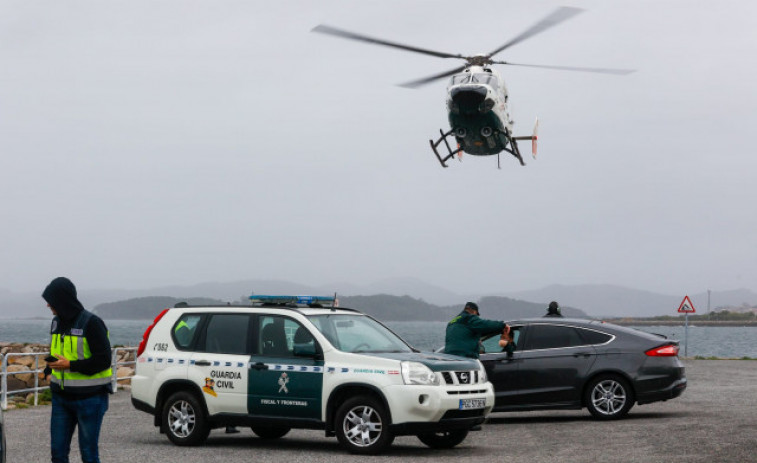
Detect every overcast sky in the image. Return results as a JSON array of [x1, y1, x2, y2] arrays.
[[1, 0, 755, 297]]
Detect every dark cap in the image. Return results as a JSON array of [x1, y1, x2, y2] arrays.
[[464, 302, 479, 313], [549, 301, 559, 310]]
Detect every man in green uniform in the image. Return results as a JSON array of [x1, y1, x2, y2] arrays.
[[445, 302, 508, 358]]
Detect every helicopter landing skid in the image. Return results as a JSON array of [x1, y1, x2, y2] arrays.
[[430, 128, 527, 169], [429, 129, 463, 168], [501, 133, 526, 168]]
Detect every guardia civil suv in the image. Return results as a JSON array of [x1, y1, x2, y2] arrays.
[[131, 296, 494, 454]]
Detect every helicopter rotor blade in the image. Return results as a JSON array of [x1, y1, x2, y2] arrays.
[[311, 24, 463, 60], [492, 61, 635, 75], [398, 65, 468, 89], [487, 6, 584, 58]]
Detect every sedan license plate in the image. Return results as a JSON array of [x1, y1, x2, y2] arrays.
[[459, 398, 486, 410]]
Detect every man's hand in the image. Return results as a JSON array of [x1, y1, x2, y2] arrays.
[[48, 356, 70, 370], [499, 325, 513, 347]]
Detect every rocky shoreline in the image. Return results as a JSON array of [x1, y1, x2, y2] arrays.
[[0, 342, 135, 409]]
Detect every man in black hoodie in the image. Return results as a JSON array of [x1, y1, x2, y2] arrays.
[[42, 277, 112, 463]]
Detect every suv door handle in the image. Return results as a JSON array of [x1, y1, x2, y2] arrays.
[[573, 352, 592, 358], [194, 360, 211, 366], [251, 362, 269, 370]]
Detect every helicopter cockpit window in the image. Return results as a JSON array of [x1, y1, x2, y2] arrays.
[[471, 73, 498, 89], [450, 74, 469, 85]]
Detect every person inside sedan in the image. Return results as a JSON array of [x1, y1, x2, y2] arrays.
[[498, 326, 516, 356]]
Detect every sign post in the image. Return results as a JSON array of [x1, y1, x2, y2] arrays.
[[677, 295, 696, 357]]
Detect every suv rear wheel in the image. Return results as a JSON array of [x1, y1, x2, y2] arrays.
[[417, 429, 469, 449], [335, 395, 394, 455], [162, 391, 210, 446]]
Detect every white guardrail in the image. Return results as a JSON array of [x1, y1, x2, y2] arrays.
[[0, 347, 137, 410]]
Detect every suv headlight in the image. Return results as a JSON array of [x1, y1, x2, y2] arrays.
[[401, 361, 440, 386], [477, 360, 488, 384]]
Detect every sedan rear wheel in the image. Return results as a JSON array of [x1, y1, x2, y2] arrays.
[[585, 374, 634, 420]]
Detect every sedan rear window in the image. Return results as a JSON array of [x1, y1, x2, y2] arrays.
[[576, 328, 613, 345], [524, 325, 584, 350]]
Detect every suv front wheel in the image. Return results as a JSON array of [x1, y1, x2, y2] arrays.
[[335, 395, 394, 455], [162, 391, 210, 446]]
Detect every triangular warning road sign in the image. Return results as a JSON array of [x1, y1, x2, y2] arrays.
[[678, 295, 696, 313]]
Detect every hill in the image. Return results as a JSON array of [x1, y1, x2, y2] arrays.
[[94, 296, 226, 320], [2, 278, 755, 319], [92, 294, 589, 321], [342, 295, 588, 321]]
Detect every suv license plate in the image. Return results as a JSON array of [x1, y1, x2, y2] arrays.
[[459, 398, 486, 410]]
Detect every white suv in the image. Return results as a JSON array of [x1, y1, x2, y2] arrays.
[[130, 296, 495, 455]]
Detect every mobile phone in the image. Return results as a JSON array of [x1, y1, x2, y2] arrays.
[[44, 355, 57, 363]]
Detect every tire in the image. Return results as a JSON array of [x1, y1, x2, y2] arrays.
[[334, 395, 394, 455], [251, 426, 291, 439], [585, 374, 635, 420], [162, 391, 210, 446], [417, 429, 469, 449]]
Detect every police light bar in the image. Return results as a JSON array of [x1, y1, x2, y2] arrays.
[[249, 295, 337, 306]]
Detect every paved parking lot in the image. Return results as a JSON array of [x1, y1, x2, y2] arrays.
[[5, 360, 756, 463]]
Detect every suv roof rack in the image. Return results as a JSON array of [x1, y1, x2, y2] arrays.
[[248, 294, 338, 308]]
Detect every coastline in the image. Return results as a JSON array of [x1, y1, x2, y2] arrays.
[[606, 319, 757, 327]]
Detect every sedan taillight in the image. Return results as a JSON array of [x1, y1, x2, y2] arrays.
[[646, 344, 679, 357]]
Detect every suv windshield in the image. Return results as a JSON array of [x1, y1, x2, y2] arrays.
[[307, 314, 413, 353]]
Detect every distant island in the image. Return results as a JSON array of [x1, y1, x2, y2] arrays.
[[92, 294, 589, 322], [91, 294, 757, 327]]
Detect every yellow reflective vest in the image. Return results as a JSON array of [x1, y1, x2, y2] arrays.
[[50, 310, 112, 389]]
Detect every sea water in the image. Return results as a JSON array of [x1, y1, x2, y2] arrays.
[[391, 322, 757, 358], [1, 319, 756, 358]]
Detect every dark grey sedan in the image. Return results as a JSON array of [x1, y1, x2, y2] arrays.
[[478, 318, 686, 420]]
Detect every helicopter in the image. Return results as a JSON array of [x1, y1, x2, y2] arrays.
[[312, 7, 634, 168]]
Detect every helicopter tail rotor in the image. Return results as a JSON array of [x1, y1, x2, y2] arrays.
[[531, 117, 539, 159], [512, 116, 539, 159]]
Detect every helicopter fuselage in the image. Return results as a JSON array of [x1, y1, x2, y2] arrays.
[[446, 65, 513, 156]]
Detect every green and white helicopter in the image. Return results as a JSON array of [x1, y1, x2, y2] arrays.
[[313, 7, 633, 168]]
